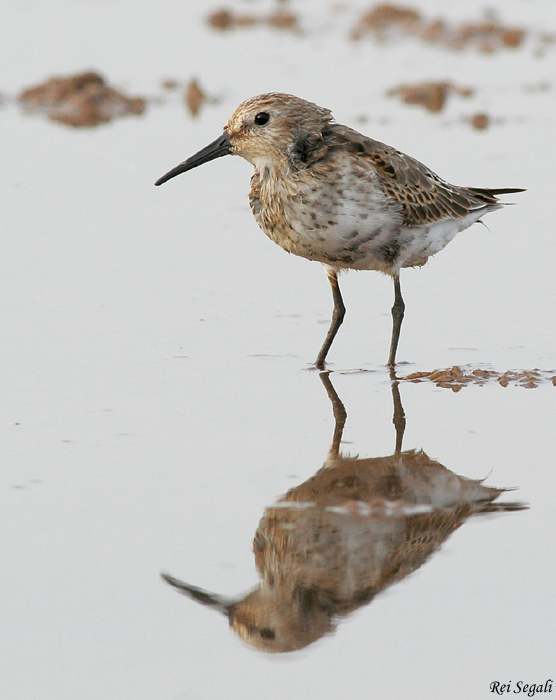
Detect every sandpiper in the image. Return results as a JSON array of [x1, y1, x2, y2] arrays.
[[161, 374, 525, 653], [156, 93, 523, 368]]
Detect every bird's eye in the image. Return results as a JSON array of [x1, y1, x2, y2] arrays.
[[254, 112, 270, 126], [259, 628, 276, 640]]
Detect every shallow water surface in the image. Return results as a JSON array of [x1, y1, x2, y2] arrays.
[[1, 1, 555, 698]]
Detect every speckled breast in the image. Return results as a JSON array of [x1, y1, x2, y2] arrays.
[[249, 160, 407, 273]]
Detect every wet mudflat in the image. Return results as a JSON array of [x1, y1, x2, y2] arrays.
[[1, 1, 555, 698]]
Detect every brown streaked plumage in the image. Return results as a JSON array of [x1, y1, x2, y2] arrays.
[[156, 93, 524, 368]]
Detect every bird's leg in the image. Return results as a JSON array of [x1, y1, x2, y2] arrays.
[[319, 371, 347, 456], [389, 369, 406, 456], [388, 275, 405, 367], [315, 269, 345, 370]]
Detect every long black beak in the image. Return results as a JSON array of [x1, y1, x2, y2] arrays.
[[161, 572, 237, 619], [155, 132, 231, 186]]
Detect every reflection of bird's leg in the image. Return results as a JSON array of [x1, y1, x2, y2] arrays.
[[319, 371, 347, 457], [315, 269, 345, 370], [389, 369, 406, 456], [388, 275, 405, 367]]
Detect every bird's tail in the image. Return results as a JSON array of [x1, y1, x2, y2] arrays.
[[469, 187, 526, 198], [481, 187, 526, 195], [466, 187, 525, 207]]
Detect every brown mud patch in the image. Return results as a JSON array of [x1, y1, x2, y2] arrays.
[[350, 4, 553, 53], [161, 78, 180, 91], [208, 5, 299, 33], [400, 366, 556, 391], [184, 78, 221, 117], [387, 81, 473, 113], [19, 71, 146, 127], [160, 77, 219, 117], [469, 112, 490, 130], [185, 79, 206, 117]]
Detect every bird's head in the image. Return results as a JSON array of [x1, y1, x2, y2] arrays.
[[155, 93, 333, 185]]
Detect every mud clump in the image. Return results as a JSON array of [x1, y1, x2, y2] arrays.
[[19, 71, 146, 127], [208, 8, 255, 29], [469, 112, 490, 130], [207, 6, 299, 32], [353, 4, 421, 37], [161, 78, 180, 91], [402, 366, 555, 391], [159, 77, 218, 117], [388, 81, 473, 113], [351, 4, 538, 53], [185, 79, 206, 117]]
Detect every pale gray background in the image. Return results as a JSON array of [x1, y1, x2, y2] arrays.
[[1, 1, 555, 698]]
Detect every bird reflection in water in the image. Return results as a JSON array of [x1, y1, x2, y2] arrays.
[[162, 373, 526, 653]]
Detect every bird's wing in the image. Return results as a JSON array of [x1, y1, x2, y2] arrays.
[[327, 124, 500, 226]]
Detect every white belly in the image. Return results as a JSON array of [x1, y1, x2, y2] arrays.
[[285, 203, 488, 274], [396, 209, 489, 269]]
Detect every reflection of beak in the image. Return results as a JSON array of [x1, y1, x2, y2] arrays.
[[161, 572, 237, 619], [155, 132, 231, 186]]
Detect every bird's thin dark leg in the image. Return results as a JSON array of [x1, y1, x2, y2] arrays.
[[388, 275, 405, 367], [319, 371, 347, 456], [315, 270, 345, 370], [389, 369, 406, 456]]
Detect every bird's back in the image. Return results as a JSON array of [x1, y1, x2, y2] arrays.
[[324, 123, 521, 226]]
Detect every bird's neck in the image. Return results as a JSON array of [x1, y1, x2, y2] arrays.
[[251, 150, 292, 176]]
